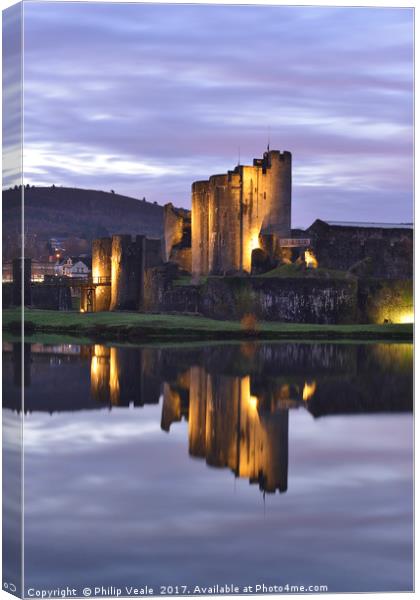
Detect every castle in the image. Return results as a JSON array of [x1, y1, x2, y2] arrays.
[[6, 148, 411, 323], [78, 148, 412, 321]]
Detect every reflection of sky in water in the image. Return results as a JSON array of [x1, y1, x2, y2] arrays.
[[22, 407, 412, 592], [2, 341, 412, 593]]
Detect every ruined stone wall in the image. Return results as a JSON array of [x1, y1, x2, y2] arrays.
[[110, 235, 145, 310], [92, 237, 112, 311], [162, 204, 191, 266], [192, 150, 292, 277], [163, 204, 183, 261]]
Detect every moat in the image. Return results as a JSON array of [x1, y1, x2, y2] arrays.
[[3, 340, 413, 593]]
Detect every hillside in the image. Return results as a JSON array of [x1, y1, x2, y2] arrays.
[[3, 186, 167, 259]]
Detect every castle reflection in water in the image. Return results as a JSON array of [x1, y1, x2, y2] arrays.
[[3, 341, 413, 495]]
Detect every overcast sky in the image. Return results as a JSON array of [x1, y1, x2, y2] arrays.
[[6, 2, 415, 227]]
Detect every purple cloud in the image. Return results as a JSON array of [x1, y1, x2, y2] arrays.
[[8, 3, 414, 226]]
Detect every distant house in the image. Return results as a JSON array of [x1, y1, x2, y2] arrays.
[[55, 256, 91, 278]]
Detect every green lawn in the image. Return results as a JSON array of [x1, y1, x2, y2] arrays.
[[2, 308, 413, 342]]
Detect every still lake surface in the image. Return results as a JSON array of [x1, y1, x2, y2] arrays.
[[3, 341, 413, 594]]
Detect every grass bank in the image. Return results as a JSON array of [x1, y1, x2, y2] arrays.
[[3, 308, 413, 343]]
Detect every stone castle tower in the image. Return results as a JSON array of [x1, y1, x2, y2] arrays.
[[192, 149, 292, 276]]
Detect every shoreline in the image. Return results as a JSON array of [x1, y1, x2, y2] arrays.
[[2, 309, 414, 344]]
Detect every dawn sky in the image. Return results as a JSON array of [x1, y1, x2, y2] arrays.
[[9, 2, 415, 227]]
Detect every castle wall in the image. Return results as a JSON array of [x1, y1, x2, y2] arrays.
[[92, 237, 112, 311]]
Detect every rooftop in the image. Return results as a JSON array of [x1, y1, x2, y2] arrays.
[[322, 221, 413, 230]]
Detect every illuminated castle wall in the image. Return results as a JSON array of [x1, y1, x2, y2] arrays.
[[192, 150, 292, 276]]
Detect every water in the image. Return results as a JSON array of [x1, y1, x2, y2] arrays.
[[3, 341, 413, 594]]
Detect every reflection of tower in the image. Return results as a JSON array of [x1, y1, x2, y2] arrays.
[[109, 347, 141, 406], [188, 366, 208, 457], [90, 347, 161, 407], [12, 342, 31, 388], [161, 371, 189, 432], [250, 410, 288, 493], [237, 376, 288, 493], [187, 368, 289, 494], [90, 345, 110, 404], [205, 375, 239, 468]]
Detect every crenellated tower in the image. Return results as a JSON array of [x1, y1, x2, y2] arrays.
[[191, 149, 292, 277]]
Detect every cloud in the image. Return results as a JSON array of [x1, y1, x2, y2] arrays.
[[3, 3, 413, 225]]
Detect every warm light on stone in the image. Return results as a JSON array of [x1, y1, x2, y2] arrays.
[[304, 249, 318, 269], [396, 311, 414, 324]]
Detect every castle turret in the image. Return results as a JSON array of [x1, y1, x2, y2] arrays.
[[92, 237, 112, 311], [260, 150, 292, 239], [110, 235, 145, 310], [192, 180, 210, 278]]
